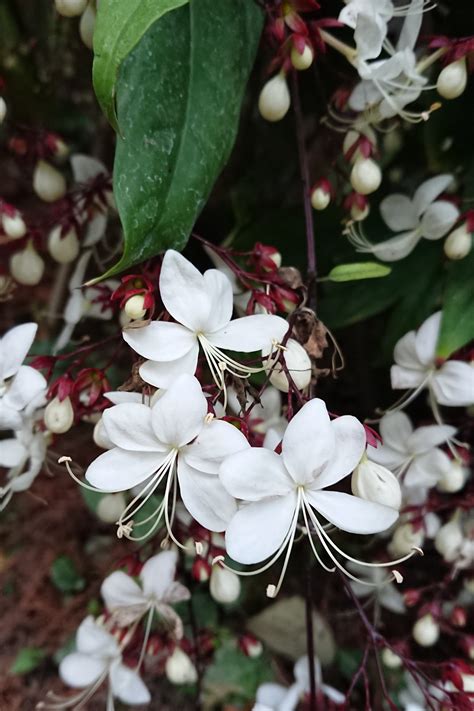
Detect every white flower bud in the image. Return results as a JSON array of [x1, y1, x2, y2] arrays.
[[444, 223, 472, 261], [48, 225, 80, 264], [412, 614, 439, 647], [97, 493, 126, 523], [434, 517, 463, 561], [79, 2, 96, 50], [311, 187, 330, 211], [124, 294, 147, 320], [55, 0, 88, 17], [351, 202, 370, 221], [436, 460, 468, 493], [93, 417, 114, 449], [0, 97, 6, 123], [209, 566, 241, 604], [389, 523, 424, 557], [381, 648, 402, 669], [44, 396, 74, 434], [264, 339, 312, 393], [352, 457, 402, 510], [437, 58, 468, 100], [33, 160, 67, 202], [2, 211, 26, 239], [258, 74, 290, 122], [290, 44, 313, 71], [165, 648, 198, 685], [350, 157, 382, 195], [10, 240, 45, 286]]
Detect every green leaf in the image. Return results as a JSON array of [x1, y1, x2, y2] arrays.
[[100, 0, 263, 279], [437, 248, 474, 358], [93, 0, 189, 129], [10, 647, 45, 675], [326, 262, 391, 282], [50, 555, 86, 594]]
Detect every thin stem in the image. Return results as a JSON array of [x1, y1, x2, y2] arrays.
[[305, 566, 317, 711]]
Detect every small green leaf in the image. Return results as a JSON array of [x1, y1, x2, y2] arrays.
[[10, 647, 45, 675], [50, 555, 86, 594], [327, 262, 391, 282], [93, 0, 189, 129], [437, 248, 474, 358]]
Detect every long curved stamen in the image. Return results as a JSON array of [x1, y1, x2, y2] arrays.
[[37, 669, 109, 710], [301, 501, 336, 573], [162, 467, 188, 552], [428, 388, 468, 460], [135, 607, 155, 671]]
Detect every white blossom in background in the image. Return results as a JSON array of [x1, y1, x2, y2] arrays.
[[390, 311, 474, 409], [347, 175, 459, 261], [123, 250, 288, 390], [0, 323, 47, 430], [85, 374, 249, 540], [339, 0, 394, 61], [227, 386, 287, 450]]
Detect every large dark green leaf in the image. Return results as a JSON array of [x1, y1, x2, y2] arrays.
[[93, 0, 189, 129], [102, 0, 263, 278], [437, 248, 474, 358]]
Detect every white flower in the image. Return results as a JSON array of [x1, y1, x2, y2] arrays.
[[348, 563, 405, 614], [57, 616, 150, 707], [368, 411, 456, 489], [0, 411, 47, 509], [347, 175, 459, 261], [85, 374, 249, 539], [390, 311, 474, 408], [123, 250, 288, 390], [254, 656, 345, 711], [219, 398, 399, 595], [339, 0, 395, 61], [101, 550, 189, 634], [0, 323, 47, 430]]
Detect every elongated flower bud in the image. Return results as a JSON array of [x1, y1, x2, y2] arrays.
[[93, 417, 114, 449], [210, 566, 241, 604], [10, 240, 45, 285], [350, 157, 382, 195], [389, 523, 424, 557], [124, 294, 147, 320], [311, 179, 332, 211], [2, 211, 26, 239], [437, 58, 468, 100], [258, 74, 290, 122], [0, 97, 6, 123], [33, 160, 66, 202], [352, 457, 402, 510], [290, 43, 313, 71], [55, 0, 88, 17], [381, 648, 402, 669], [165, 648, 198, 685], [48, 225, 80, 264], [434, 517, 463, 561], [79, 2, 96, 50], [264, 339, 312, 393], [44, 396, 74, 434], [97, 493, 126, 523], [437, 460, 468, 493], [444, 223, 472, 261], [412, 614, 439, 647]]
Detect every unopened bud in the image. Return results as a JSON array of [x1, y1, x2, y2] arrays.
[[33, 160, 66, 202], [97, 493, 126, 523], [437, 58, 468, 100], [0, 97, 6, 123], [124, 294, 147, 320], [311, 180, 331, 211], [450, 606, 467, 628], [2, 211, 26, 239], [389, 523, 424, 557], [412, 614, 440, 647], [93, 417, 114, 449], [381, 648, 402, 669], [55, 0, 88, 17], [209, 566, 241, 604], [351, 201, 370, 221], [10, 240, 45, 286], [239, 634, 263, 658], [434, 517, 463, 561], [48, 225, 80, 264], [44, 396, 74, 434], [350, 157, 382, 195], [192, 558, 211, 582], [165, 648, 198, 685], [79, 2, 96, 50], [258, 74, 291, 122], [352, 457, 402, 510], [444, 223, 472, 261], [290, 43, 313, 71], [264, 339, 312, 393]]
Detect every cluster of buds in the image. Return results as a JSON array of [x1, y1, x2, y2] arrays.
[[112, 274, 156, 321], [42, 367, 110, 435]]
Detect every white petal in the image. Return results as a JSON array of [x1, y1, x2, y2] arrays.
[[0, 402, 23, 430], [86, 448, 166, 492], [431, 361, 474, 406], [349, 80, 382, 112], [0, 323, 37, 380], [219, 447, 294, 501], [71, 154, 107, 183], [0, 438, 27, 467], [380, 194, 418, 232], [202, 269, 233, 332], [139, 344, 199, 389], [178, 459, 237, 532], [404, 448, 450, 487], [102, 403, 164, 451], [407, 424, 456, 454], [207, 314, 288, 352], [101, 571, 144, 611], [140, 550, 178, 599], [110, 663, 151, 705], [420, 201, 459, 240], [368, 443, 406, 469], [183, 419, 249, 474], [225, 493, 297, 564], [104, 392, 144, 405], [282, 399, 335, 485], [151, 375, 206, 447], [160, 250, 212, 331], [414, 311, 441, 366], [396, 0, 423, 51], [311, 416, 366, 490], [390, 365, 427, 390], [393, 331, 422, 370], [322, 683, 346, 705], [4, 366, 46, 412], [378, 585, 406, 615], [354, 14, 387, 60], [370, 230, 421, 262], [76, 616, 119, 656], [123, 321, 196, 361], [84, 210, 108, 246], [255, 682, 288, 707], [307, 490, 398, 534], [59, 653, 107, 688], [380, 412, 413, 453], [413, 174, 453, 216]]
